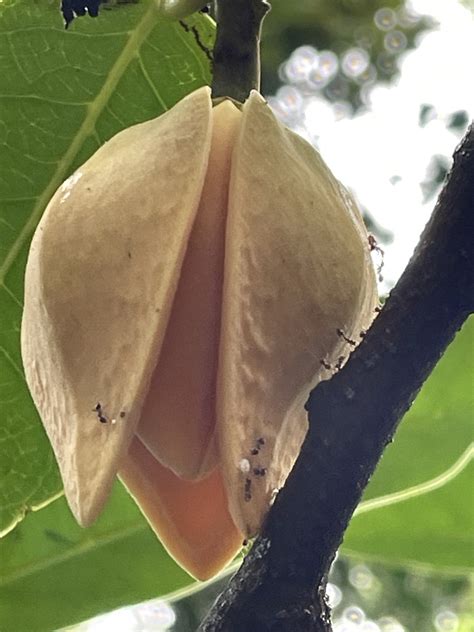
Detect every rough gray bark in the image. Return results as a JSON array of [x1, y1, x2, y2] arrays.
[[198, 125, 474, 631]]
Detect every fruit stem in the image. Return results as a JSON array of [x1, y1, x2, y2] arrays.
[[211, 0, 270, 103]]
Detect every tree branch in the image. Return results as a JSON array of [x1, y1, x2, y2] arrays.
[[211, 0, 270, 102], [198, 126, 474, 631]]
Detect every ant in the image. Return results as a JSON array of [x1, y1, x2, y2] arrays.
[[336, 328, 356, 346], [244, 478, 252, 502], [368, 234, 385, 281], [93, 402, 108, 424]]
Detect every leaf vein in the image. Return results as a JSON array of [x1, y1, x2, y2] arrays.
[[0, 2, 159, 286], [355, 443, 474, 515]]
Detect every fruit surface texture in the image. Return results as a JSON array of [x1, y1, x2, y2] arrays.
[[22, 86, 378, 579]]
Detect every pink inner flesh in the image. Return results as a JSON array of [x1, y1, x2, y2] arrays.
[[119, 436, 243, 581], [136, 101, 242, 480]]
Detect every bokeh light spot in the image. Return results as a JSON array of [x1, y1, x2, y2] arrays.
[[318, 50, 339, 79], [343, 605, 366, 625], [434, 609, 459, 632], [342, 47, 370, 77], [349, 564, 375, 591], [374, 7, 397, 31], [327, 582, 343, 609], [384, 30, 408, 53]]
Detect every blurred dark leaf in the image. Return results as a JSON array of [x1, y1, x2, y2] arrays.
[[447, 110, 470, 131], [420, 154, 450, 202], [419, 103, 436, 127], [361, 211, 394, 245]]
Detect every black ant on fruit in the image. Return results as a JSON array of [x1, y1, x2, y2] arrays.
[[93, 402, 108, 424]]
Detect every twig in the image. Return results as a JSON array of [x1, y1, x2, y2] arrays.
[[198, 126, 474, 631], [211, 0, 270, 102]]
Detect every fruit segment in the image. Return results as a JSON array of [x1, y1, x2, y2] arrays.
[[137, 101, 242, 481], [21, 86, 378, 579], [21, 88, 213, 526], [217, 91, 378, 535], [120, 438, 242, 580]]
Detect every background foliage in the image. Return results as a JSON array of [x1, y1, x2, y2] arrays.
[[0, 1, 472, 630], [261, 0, 434, 106]]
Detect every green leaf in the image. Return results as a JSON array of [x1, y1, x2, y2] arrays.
[[344, 317, 474, 571], [0, 0, 214, 535], [0, 483, 194, 632], [346, 456, 474, 572]]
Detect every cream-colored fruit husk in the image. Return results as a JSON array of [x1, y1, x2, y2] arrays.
[[217, 91, 377, 536], [21, 88, 213, 527], [21, 86, 377, 580]]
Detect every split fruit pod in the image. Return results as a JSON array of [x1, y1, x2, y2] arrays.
[[21, 87, 378, 579]]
